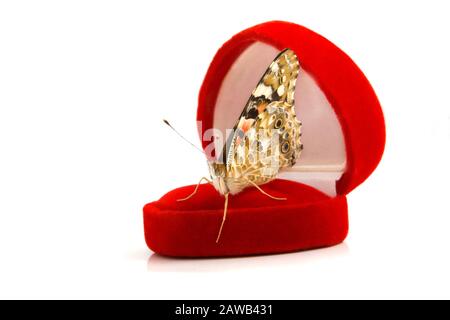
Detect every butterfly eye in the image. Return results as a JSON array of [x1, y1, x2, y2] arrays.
[[274, 118, 283, 129], [281, 141, 290, 153], [282, 131, 289, 140]]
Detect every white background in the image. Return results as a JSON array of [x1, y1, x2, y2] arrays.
[[0, 0, 449, 299]]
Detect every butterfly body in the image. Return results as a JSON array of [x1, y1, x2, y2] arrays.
[[207, 49, 302, 196]]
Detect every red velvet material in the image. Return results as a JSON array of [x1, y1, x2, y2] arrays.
[[143, 21, 385, 257], [144, 180, 348, 257]]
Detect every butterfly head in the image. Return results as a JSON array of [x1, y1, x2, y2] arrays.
[[207, 161, 229, 195]]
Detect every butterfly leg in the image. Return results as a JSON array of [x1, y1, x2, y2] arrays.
[[216, 193, 229, 243], [246, 179, 287, 201], [177, 177, 213, 202]]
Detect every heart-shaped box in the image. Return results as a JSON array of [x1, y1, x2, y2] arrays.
[[143, 21, 385, 257]]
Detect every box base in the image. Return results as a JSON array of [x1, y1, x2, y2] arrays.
[[143, 179, 348, 257]]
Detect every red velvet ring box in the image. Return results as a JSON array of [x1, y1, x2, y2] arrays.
[[143, 21, 385, 257]]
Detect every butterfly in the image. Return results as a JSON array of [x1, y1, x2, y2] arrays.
[[165, 48, 302, 243]]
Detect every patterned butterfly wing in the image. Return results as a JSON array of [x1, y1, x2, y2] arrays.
[[222, 48, 303, 194]]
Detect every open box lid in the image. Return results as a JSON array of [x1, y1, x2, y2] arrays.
[[197, 21, 385, 196]]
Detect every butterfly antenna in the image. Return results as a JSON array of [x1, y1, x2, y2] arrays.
[[163, 119, 204, 154]]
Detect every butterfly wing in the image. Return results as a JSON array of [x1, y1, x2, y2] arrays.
[[222, 48, 303, 194]]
